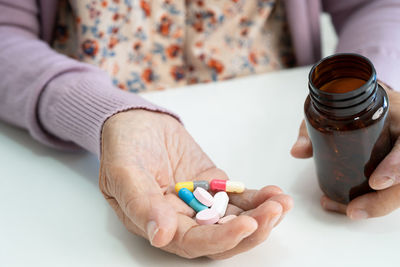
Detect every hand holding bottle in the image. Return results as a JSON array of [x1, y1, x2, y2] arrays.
[[292, 89, 400, 219]]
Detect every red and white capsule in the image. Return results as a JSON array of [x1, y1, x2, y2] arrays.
[[210, 179, 245, 193]]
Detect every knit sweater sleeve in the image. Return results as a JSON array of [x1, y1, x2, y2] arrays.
[[0, 0, 178, 157], [322, 0, 400, 90]]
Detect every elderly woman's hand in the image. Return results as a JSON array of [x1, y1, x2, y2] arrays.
[[291, 89, 400, 220], [99, 110, 293, 259]]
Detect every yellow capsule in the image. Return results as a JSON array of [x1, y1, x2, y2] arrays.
[[175, 181, 194, 193], [225, 181, 245, 193]]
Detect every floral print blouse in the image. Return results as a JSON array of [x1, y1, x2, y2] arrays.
[[53, 0, 295, 92]]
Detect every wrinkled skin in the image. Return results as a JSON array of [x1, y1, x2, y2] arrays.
[[291, 89, 400, 220], [100, 110, 293, 259]]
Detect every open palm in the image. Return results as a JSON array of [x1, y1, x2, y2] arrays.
[[100, 110, 292, 259]]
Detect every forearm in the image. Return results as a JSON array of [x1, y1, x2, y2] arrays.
[[0, 25, 85, 151], [39, 70, 178, 156], [0, 2, 179, 157]]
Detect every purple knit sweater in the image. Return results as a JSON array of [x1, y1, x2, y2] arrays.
[[0, 0, 399, 157]]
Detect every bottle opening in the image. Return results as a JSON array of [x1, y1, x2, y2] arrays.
[[308, 53, 378, 116]]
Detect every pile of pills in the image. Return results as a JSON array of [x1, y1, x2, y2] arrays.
[[175, 179, 245, 225]]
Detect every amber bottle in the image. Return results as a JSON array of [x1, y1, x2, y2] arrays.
[[305, 53, 392, 204]]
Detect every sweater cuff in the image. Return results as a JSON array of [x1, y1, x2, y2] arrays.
[[362, 49, 400, 92], [39, 71, 179, 157]]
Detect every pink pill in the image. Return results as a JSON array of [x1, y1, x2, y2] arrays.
[[218, 215, 237, 224], [193, 187, 214, 207], [196, 209, 220, 225]]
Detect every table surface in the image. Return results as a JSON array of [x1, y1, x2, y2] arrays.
[[1, 66, 399, 267]]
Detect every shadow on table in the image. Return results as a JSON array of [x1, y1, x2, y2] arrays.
[[106, 213, 213, 266], [0, 121, 99, 186]]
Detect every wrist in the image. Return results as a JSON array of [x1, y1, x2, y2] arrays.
[[40, 70, 180, 158], [101, 109, 181, 156], [103, 109, 179, 132]]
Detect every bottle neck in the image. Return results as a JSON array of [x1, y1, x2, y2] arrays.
[[308, 54, 378, 117]]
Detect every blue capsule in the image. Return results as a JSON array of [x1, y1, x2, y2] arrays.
[[178, 188, 207, 212]]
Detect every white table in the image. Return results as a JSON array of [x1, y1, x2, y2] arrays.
[[1, 66, 399, 267]]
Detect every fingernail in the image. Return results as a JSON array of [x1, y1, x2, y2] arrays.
[[294, 136, 310, 148], [373, 176, 394, 189], [269, 213, 281, 227], [350, 209, 369, 220], [146, 221, 159, 245]]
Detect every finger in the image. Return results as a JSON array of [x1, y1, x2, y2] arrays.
[[225, 204, 244, 216], [268, 194, 294, 214], [228, 188, 292, 226], [233, 193, 292, 228], [369, 138, 400, 190], [290, 119, 313, 158], [228, 185, 283, 210], [209, 200, 283, 260], [347, 184, 400, 219], [164, 213, 258, 259], [112, 166, 177, 247], [320, 195, 347, 214], [267, 194, 294, 226]]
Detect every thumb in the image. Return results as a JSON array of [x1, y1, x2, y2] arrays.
[[290, 119, 313, 158], [114, 166, 177, 247]]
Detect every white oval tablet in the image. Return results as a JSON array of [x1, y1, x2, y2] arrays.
[[210, 191, 229, 218], [196, 209, 220, 225]]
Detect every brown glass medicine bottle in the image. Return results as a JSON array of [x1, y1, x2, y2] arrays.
[[305, 53, 392, 204]]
